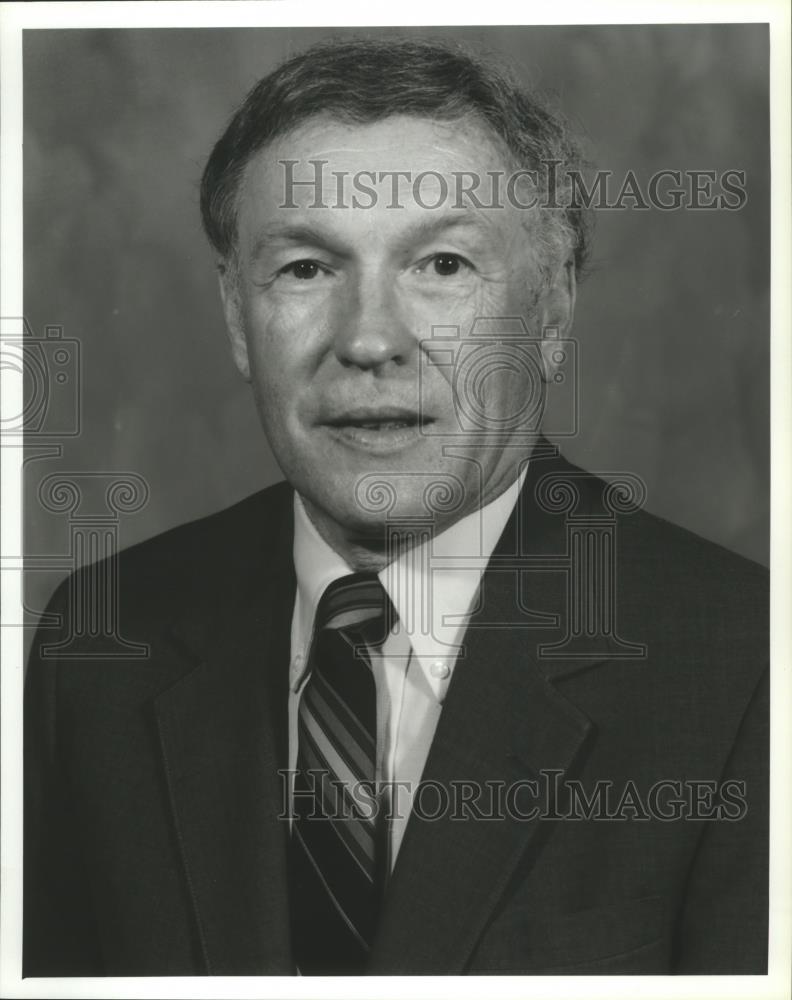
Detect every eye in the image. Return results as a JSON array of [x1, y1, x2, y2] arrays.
[[279, 259, 324, 280], [435, 253, 462, 275], [416, 252, 472, 278]]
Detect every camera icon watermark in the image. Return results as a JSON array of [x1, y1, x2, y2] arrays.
[[418, 316, 578, 440], [0, 316, 81, 438], [1, 318, 149, 655]]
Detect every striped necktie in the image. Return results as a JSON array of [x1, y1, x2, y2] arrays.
[[290, 572, 395, 975]]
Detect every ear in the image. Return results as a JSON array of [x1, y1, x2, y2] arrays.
[[217, 262, 251, 381], [538, 258, 577, 379]]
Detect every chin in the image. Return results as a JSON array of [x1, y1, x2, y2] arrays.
[[353, 472, 469, 526]]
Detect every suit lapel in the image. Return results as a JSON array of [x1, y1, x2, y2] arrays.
[[153, 495, 295, 975], [369, 445, 611, 973]]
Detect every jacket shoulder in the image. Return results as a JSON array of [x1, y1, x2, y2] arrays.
[[551, 451, 767, 599], [40, 480, 295, 633], [542, 452, 768, 691]]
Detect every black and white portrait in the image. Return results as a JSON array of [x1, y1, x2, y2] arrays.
[[2, 8, 788, 997]]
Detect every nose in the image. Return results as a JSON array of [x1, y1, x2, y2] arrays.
[[331, 270, 416, 370]]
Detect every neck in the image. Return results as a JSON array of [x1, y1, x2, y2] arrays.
[[301, 501, 423, 572]]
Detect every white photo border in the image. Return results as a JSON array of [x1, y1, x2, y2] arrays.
[[2, 3, 789, 999]]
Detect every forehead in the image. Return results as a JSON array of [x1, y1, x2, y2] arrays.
[[267, 113, 510, 172], [235, 114, 522, 248]]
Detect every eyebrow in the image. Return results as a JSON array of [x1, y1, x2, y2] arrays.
[[247, 212, 496, 263], [397, 212, 495, 244], [248, 225, 341, 263]]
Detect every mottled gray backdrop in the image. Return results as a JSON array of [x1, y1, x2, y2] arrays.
[[23, 24, 769, 623]]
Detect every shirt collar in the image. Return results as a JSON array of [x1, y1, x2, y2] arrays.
[[290, 466, 527, 700]]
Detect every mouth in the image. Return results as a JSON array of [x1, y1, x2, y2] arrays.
[[321, 408, 435, 452]]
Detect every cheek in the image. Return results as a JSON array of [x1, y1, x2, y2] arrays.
[[407, 284, 497, 340], [442, 275, 533, 337], [243, 299, 314, 394]]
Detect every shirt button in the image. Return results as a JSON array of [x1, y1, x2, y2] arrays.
[[430, 660, 450, 680]]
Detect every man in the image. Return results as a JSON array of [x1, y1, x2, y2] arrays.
[[24, 38, 768, 976]]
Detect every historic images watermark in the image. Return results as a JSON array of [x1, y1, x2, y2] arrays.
[[278, 769, 749, 824], [279, 159, 748, 212]]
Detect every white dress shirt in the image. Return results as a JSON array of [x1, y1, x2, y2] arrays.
[[288, 468, 527, 869]]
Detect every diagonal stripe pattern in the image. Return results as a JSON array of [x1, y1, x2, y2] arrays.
[[290, 572, 395, 975]]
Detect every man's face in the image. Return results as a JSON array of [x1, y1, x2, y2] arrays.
[[221, 114, 575, 556]]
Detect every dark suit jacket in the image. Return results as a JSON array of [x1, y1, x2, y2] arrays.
[[24, 448, 769, 976]]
